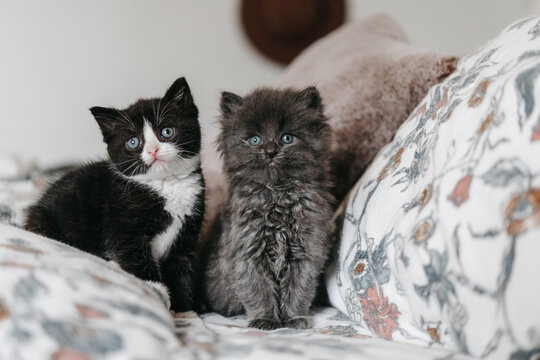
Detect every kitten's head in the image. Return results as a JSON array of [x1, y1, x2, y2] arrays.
[[217, 86, 330, 184], [90, 77, 201, 180]]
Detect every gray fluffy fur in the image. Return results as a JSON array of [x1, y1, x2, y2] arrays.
[[201, 87, 334, 330]]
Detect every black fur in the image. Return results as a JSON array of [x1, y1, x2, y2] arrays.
[[201, 87, 334, 329], [25, 77, 205, 312]]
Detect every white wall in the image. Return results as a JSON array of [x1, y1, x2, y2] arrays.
[[349, 0, 531, 55], [0, 0, 534, 167], [0, 0, 282, 166]]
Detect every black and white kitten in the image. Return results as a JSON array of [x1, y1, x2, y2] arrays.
[[25, 77, 205, 312], [201, 87, 334, 330]]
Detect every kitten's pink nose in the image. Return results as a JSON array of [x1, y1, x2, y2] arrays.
[[147, 147, 159, 157]]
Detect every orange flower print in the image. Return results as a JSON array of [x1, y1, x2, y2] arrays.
[[378, 147, 405, 181], [0, 243, 43, 255], [75, 303, 108, 319], [448, 173, 472, 207], [0, 299, 9, 320], [410, 104, 426, 120], [427, 327, 441, 343], [52, 347, 90, 360], [414, 218, 434, 244], [419, 183, 433, 213], [359, 286, 400, 340], [354, 259, 368, 276], [468, 79, 490, 107], [477, 111, 494, 134], [532, 122, 540, 142], [1, 261, 34, 269], [505, 188, 540, 236]]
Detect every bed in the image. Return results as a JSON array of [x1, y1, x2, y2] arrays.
[[0, 180, 469, 359]]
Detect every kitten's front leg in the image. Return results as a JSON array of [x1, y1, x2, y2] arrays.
[[234, 258, 282, 330], [162, 250, 195, 312], [280, 260, 321, 329], [204, 252, 244, 316], [163, 213, 204, 312], [106, 235, 162, 283]]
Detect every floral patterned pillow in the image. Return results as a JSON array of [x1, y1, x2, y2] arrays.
[[327, 16, 540, 359], [0, 224, 184, 359]]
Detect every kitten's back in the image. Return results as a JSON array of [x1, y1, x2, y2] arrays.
[[26, 161, 120, 254]]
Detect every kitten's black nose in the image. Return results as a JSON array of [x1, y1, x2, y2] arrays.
[[264, 142, 278, 159]]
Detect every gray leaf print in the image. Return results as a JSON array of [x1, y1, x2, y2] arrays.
[[468, 224, 500, 239], [476, 49, 499, 68], [447, 302, 469, 353], [516, 63, 540, 119], [497, 238, 516, 294], [482, 158, 530, 186], [507, 17, 536, 32], [441, 99, 462, 123], [7, 238, 30, 246], [480, 329, 504, 358], [10, 326, 31, 342], [372, 238, 391, 285], [414, 250, 455, 306], [509, 347, 540, 360], [42, 320, 122, 354], [0, 205, 16, 226], [100, 300, 171, 327], [424, 87, 441, 120], [529, 20, 540, 40], [335, 251, 343, 287], [519, 50, 540, 62], [14, 275, 47, 301]]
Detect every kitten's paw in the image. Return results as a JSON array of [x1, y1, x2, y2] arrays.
[[282, 316, 312, 329], [106, 260, 122, 270], [145, 280, 171, 310], [248, 318, 282, 331]]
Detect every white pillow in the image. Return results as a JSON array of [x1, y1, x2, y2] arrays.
[[327, 16, 540, 359], [0, 224, 186, 359]]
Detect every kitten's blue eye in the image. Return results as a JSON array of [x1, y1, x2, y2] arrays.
[[126, 137, 140, 149], [248, 135, 262, 146], [281, 134, 294, 144], [161, 127, 174, 138]]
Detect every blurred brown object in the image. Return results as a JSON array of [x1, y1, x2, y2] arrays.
[[241, 0, 346, 64]]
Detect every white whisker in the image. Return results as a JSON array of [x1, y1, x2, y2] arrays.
[[117, 111, 136, 130], [157, 99, 172, 125]]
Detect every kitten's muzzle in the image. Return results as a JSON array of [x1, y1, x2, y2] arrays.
[[264, 142, 278, 159]]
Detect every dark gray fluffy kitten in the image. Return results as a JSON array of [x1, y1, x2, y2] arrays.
[[201, 87, 334, 330]]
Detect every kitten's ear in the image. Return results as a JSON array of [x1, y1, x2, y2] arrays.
[[220, 91, 243, 118], [163, 77, 193, 106], [294, 86, 322, 110], [90, 106, 121, 134]]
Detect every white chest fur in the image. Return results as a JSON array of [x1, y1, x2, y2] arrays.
[[134, 171, 202, 260]]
